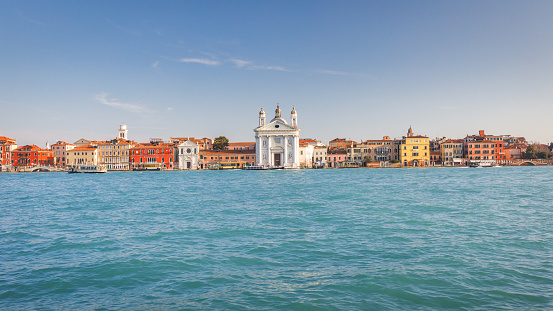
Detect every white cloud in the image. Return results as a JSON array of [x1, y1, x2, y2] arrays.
[[229, 59, 252, 68], [151, 61, 159, 69], [94, 93, 149, 113], [248, 65, 290, 72], [179, 58, 221, 65]]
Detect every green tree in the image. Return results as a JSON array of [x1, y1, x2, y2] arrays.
[[523, 145, 549, 159], [213, 136, 229, 151], [363, 155, 372, 166]]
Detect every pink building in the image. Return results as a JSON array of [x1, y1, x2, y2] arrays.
[[51, 141, 75, 167], [327, 149, 348, 168]]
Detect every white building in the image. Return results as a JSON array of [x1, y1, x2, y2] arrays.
[[254, 105, 300, 168], [177, 140, 199, 170]]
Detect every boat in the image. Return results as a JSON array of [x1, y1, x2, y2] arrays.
[[132, 163, 163, 171], [242, 165, 267, 170], [68, 165, 107, 173], [469, 160, 496, 168]]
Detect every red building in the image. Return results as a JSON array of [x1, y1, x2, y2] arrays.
[[0, 136, 17, 167], [130, 142, 175, 170], [11, 145, 55, 167]]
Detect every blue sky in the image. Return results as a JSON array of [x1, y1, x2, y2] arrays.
[[1, 0, 552, 146]]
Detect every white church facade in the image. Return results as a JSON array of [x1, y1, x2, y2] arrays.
[[254, 105, 300, 168]]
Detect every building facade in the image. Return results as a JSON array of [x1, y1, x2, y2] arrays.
[[439, 139, 464, 166], [399, 127, 430, 166], [0, 136, 17, 169], [51, 141, 75, 167], [66, 145, 99, 166], [464, 130, 505, 163], [254, 106, 300, 168], [130, 142, 175, 170], [199, 150, 256, 169], [11, 145, 55, 167], [176, 140, 199, 170]]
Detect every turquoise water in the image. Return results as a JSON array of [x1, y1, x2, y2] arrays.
[[1, 167, 553, 310]]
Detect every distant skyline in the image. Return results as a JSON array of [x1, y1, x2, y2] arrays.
[[1, 0, 552, 146]]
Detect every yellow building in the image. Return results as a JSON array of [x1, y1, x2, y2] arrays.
[[399, 127, 430, 167], [66, 145, 99, 166]]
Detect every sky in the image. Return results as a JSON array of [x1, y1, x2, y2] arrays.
[[1, 0, 552, 146]]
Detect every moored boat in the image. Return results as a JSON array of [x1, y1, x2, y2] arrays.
[[68, 165, 107, 173]]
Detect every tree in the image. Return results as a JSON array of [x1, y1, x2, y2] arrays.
[[363, 155, 372, 166], [213, 136, 229, 151], [549, 142, 553, 152], [523, 145, 549, 159]]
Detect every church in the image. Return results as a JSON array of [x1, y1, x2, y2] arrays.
[[254, 105, 300, 168]]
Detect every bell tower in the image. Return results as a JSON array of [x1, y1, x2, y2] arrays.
[[119, 124, 128, 140], [259, 108, 266, 127], [291, 106, 298, 127]]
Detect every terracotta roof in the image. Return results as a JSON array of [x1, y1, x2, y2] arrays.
[[14, 144, 46, 152], [0, 136, 16, 142], [69, 144, 98, 151], [52, 141, 75, 146]]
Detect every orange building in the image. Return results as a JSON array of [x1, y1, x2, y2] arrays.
[[465, 130, 505, 163], [0, 136, 17, 167], [11, 145, 55, 167], [199, 150, 256, 169], [130, 142, 175, 170]]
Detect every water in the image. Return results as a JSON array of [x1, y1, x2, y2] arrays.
[[1, 167, 553, 310]]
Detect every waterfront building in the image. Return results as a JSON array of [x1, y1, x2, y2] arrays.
[[439, 139, 464, 166], [464, 130, 505, 163], [130, 142, 175, 170], [176, 139, 199, 170], [11, 145, 55, 167], [298, 140, 315, 168], [353, 136, 399, 166], [429, 151, 441, 166], [199, 149, 256, 169], [504, 145, 523, 161], [66, 145, 99, 166], [51, 141, 75, 167], [96, 139, 136, 171], [327, 149, 348, 168], [254, 106, 300, 168], [399, 127, 430, 166], [313, 145, 328, 168], [0, 136, 17, 169]]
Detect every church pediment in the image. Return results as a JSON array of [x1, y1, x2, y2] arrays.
[[255, 119, 298, 132]]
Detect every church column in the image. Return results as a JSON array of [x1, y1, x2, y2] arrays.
[[267, 135, 272, 166], [283, 135, 288, 167], [255, 135, 261, 166], [293, 135, 299, 167]]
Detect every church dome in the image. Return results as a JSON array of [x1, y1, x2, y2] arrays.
[[270, 116, 288, 124]]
